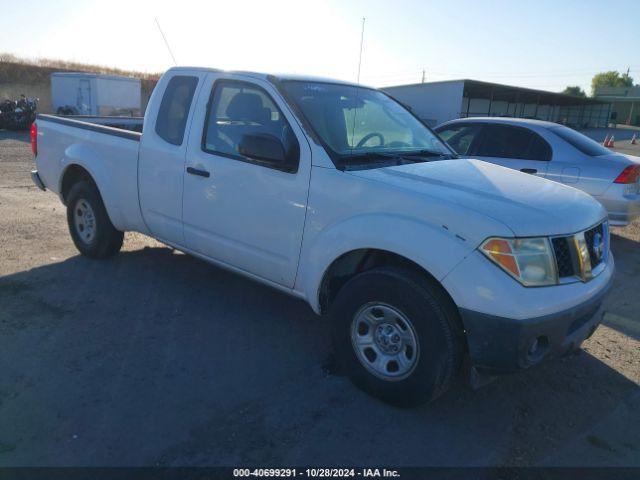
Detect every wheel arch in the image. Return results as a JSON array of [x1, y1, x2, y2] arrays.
[[60, 164, 95, 204], [58, 159, 122, 230], [317, 248, 461, 321], [296, 214, 474, 315]]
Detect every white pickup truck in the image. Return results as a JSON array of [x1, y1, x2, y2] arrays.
[[31, 67, 614, 405]]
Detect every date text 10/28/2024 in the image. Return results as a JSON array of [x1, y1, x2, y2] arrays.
[[233, 468, 401, 478]]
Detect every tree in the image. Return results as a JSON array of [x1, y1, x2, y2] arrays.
[[562, 86, 586, 97], [591, 71, 634, 95]]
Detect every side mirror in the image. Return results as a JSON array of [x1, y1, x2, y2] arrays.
[[239, 133, 294, 171]]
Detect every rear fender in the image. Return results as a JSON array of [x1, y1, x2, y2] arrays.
[[58, 143, 124, 230]]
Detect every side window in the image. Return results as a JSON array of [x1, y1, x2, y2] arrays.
[[527, 133, 552, 161], [155, 75, 198, 146], [436, 124, 482, 155], [476, 125, 551, 161], [203, 80, 299, 170]]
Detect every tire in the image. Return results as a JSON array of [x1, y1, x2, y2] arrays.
[[66, 180, 123, 258], [330, 267, 464, 407]]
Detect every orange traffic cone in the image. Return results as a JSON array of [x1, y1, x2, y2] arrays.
[[603, 134, 610, 146], [608, 135, 615, 147], [631, 134, 637, 145]]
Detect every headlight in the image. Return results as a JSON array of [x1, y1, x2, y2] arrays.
[[480, 237, 558, 287]]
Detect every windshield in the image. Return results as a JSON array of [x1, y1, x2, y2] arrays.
[[549, 125, 612, 157], [280, 81, 452, 165]]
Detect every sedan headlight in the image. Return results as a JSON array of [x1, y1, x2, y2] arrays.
[[480, 237, 558, 287]]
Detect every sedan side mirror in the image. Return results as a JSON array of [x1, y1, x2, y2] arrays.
[[239, 133, 296, 172]]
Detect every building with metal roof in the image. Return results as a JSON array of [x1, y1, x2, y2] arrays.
[[595, 85, 640, 127], [383, 79, 612, 128]]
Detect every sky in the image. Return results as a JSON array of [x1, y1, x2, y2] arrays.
[[1, 0, 638, 93]]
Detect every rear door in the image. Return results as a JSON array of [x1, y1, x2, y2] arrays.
[[181, 74, 312, 287], [472, 124, 552, 178], [77, 79, 92, 115]]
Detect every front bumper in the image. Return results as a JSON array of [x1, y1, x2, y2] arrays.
[[31, 169, 46, 191], [442, 248, 615, 373], [459, 271, 613, 373]]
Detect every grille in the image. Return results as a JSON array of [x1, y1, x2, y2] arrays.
[[552, 237, 575, 278], [584, 223, 605, 269]]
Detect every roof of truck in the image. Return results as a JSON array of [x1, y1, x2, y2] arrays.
[[166, 66, 366, 88]]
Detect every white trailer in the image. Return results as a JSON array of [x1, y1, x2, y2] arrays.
[[51, 72, 141, 116]]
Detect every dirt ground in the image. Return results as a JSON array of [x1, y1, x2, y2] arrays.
[[0, 130, 638, 467]]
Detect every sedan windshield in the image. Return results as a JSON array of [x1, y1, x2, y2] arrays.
[[280, 81, 453, 167]]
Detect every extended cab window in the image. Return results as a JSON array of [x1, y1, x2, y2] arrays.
[[203, 80, 299, 170], [155, 75, 198, 146], [436, 124, 482, 155], [476, 124, 552, 161]]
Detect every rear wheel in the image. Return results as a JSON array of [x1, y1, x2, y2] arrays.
[[66, 181, 123, 258], [331, 267, 463, 406]]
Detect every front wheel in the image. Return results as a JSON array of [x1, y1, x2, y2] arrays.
[[331, 267, 464, 406], [66, 181, 123, 258]]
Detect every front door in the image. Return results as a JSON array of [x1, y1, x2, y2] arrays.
[[182, 74, 311, 287]]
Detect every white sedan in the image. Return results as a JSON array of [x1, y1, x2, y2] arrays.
[[435, 117, 640, 226]]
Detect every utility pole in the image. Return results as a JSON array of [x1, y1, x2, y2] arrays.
[[421, 69, 425, 83]]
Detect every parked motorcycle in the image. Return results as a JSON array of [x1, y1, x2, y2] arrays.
[[0, 95, 39, 130]]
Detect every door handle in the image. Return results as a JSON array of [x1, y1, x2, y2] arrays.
[[520, 168, 537, 175], [186, 166, 210, 178]]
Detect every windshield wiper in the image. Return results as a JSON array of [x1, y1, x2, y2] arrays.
[[340, 149, 457, 170], [339, 151, 411, 169], [399, 149, 459, 159]]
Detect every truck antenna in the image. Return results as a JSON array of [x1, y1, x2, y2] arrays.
[[356, 17, 365, 84], [155, 18, 177, 66]]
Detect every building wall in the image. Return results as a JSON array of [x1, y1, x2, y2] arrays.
[[384, 80, 609, 128], [595, 86, 640, 126], [0, 82, 53, 113], [460, 97, 607, 127], [608, 101, 640, 126], [383, 81, 465, 126]]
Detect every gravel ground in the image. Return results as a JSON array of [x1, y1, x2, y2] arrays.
[[0, 130, 638, 467]]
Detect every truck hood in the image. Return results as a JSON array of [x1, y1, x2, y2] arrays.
[[349, 159, 606, 237]]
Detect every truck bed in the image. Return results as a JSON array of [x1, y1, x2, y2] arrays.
[[37, 114, 144, 138], [35, 113, 147, 234]]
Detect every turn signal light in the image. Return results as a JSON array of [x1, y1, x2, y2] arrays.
[[614, 165, 640, 184], [482, 238, 520, 278]]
